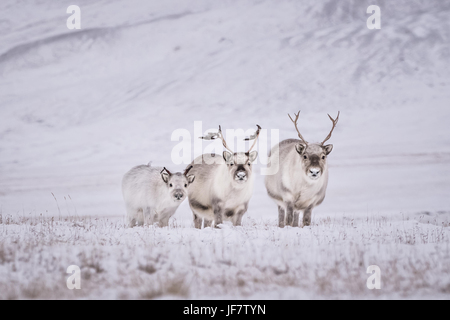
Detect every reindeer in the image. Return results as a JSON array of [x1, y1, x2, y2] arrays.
[[186, 125, 261, 228], [265, 111, 339, 227], [122, 164, 195, 227]]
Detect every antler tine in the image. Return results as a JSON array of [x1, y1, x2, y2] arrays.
[[321, 111, 340, 145], [217, 125, 234, 153], [160, 167, 172, 175], [288, 110, 308, 144], [199, 125, 234, 153], [184, 165, 193, 176], [245, 124, 262, 154]]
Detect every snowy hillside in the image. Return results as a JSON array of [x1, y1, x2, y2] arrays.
[[0, 0, 449, 299], [1, 0, 450, 219]]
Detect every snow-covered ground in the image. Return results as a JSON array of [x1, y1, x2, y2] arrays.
[[0, 0, 449, 299], [0, 212, 449, 299]]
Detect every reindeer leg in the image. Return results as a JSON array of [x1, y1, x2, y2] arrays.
[[136, 208, 144, 226], [235, 209, 246, 226], [230, 203, 248, 227], [126, 204, 138, 228], [293, 210, 300, 227], [203, 219, 212, 228], [143, 207, 152, 226], [213, 209, 223, 228], [286, 203, 294, 226], [278, 206, 285, 228], [159, 208, 174, 228], [152, 209, 159, 226], [303, 206, 312, 227], [128, 216, 137, 228], [212, 198, 223, 228], [193, 213, 202, 229]]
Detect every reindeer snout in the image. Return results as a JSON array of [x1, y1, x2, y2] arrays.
[[174, 190, 184, 200], [309, 168, 321, 178], [236, 171, 247, 180]]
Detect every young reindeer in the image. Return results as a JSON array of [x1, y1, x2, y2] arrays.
[[265, 111, 339, 227], [122, 164, 195, 227], [186, 125, 261, 228]]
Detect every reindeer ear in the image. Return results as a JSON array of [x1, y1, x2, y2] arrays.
[[161, 172, 170, 183], [295, 143, 306, 155], [248, 151, 258, 162], [187, 174, 195, 184], [323, 144, 333, 155], [223, 151, 233, 163]]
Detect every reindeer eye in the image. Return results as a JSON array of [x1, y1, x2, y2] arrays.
[[248, 163, 251, 166], [169, 184, 173, 187], [230, 163, 234, 166], [322, 156, 325, 160], [184, 184, 187, 188], [303, 155, 307, 159]]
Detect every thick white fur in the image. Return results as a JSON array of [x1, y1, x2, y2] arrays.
[[265, 139, 330, 227], [186, 152, 257, 227], [122, 164, 191, 227]]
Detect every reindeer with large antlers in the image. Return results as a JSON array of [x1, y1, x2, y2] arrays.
[[122, 163, 195, 227], [187, 125, 261, 228], [265, 111, 339, 227]]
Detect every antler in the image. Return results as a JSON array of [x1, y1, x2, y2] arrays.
[[200, 124, 262, 154], [217, 125, 234, 153], [199, 125, 234, 153], [160, 167, 172, 175], [245, 124, 262, 154], [184, 165, 193, 176], [321, 111, 340, 145], [288, 111, 308, 145]]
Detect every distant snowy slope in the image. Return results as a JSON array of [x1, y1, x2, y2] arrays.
[[0, 0, 449, 218]]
